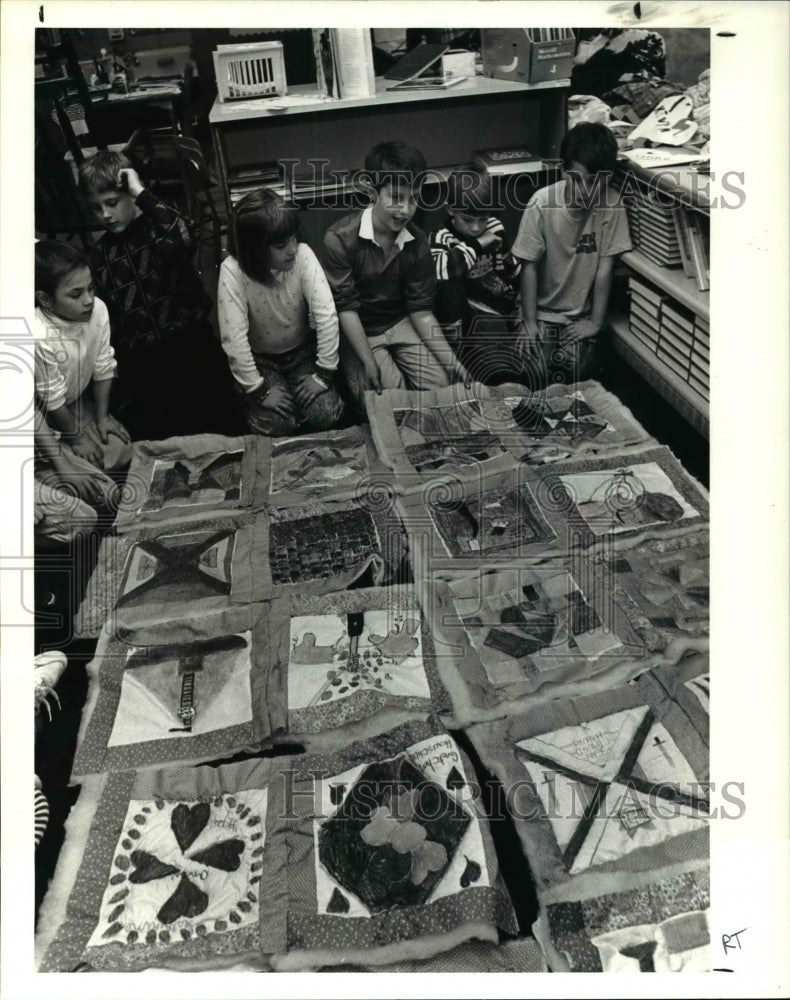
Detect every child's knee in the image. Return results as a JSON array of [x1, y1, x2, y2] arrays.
[[301, 389, 346, 432], [245, 407, 297, 437]]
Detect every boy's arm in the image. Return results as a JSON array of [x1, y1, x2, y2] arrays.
[[323, 228, 382, 392], [516, 260, 541, 356], [431, 229, 475, 281], [338, 312, 382, 394], [565, 255, 615, 343], [409, 311, 469, 383], [119, 167, 195, 256], [90, 301, 128, 443]]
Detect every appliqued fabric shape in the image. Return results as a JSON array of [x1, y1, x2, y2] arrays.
[[115, 434, 267, 530]]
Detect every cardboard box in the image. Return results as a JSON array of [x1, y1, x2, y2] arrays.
[[440, 49, 477, 79], [481, 29, 575, 85]]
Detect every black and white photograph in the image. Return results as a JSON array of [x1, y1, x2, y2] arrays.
[[1, 1, 788, 997]]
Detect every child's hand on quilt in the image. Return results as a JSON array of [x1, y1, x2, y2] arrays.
[[293, 372, 329, 407], [96, 417, 131, 445], [515, 320, 542, 359], [563, 319, 600, 343], [117, 167, 145, 199], [70, 429, 105, 470], [362, 358, 383, 394]]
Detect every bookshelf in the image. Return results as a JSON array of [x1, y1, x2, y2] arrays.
[[208, 75, 570, 244], [612, 160, 710, 439]]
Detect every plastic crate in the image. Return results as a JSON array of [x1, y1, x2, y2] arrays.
[[213, 42, 287, 102]]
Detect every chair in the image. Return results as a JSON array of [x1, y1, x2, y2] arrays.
[[179, 146, 229, 271]]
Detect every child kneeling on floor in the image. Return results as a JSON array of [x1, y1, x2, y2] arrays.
[[34, 240, 131, 476], [217, 189, 345, 436]]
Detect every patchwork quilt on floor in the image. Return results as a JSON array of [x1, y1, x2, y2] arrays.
[[366, 380, 655, 483], [467, 652, 710, 971], [37, 721, 517, 972], [114, 435, 268, 531]]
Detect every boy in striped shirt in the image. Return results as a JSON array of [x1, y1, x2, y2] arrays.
[[429, 170, 521, 382]]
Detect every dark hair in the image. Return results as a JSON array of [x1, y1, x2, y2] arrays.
[[35, 240, 90, 298], [229, 189, 300, 285], [78, 149, 134, 195], [363, 140, 427, 192], [446, 169, 494, 214], [559, 122, 618, 174]]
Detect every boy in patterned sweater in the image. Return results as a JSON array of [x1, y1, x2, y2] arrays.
[[78, 150, 239, 440], [429, 169, 521, 382]]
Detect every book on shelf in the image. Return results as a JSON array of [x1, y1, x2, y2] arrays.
[[685, 211, 710, 292], [227, 162, 281, 183], [472, 146, 543, 176], [671, 207, 696, 279]]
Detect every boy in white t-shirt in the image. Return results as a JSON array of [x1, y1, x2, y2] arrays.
[[512, 122, 632, 386]]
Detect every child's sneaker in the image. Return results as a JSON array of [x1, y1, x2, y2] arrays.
[[34, 650, 67, 719]]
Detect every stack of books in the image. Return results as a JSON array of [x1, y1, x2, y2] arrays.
[[628, 275, 709, 402], [227, 162, 287, 207], [290, 168, 355, 202], [472, 146, 544, 176], [619, 183, 684, 268]]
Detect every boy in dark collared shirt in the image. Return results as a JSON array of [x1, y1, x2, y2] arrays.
[[322, 140, 467, 414]]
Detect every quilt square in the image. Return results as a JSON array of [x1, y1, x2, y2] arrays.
[[273, 720, 518, 970], [272, 585, 449, 738], [72, 605, 284, 778], [116, 434, 266, 530], [467, 653, 710, 892], [36, 759, 287, 972], [544, 866, 710, 972], [429, 560, 645, 715], [597, 532, 710, 652], [75, 511, 264, 638], [365, 380, 654, 481], [527, 446, 709, 549], [266, 426, 382, 507], [266, 497, 409, 595]]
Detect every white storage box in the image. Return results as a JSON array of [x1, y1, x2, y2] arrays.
[[213, 42, 287, 102]]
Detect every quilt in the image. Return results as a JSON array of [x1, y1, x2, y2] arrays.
[[425, 558, 650, 721], [36, 721, 518, 972], [115, 434, 268, 531], [467, 653, 710, 971], [366, 380, 655, 483]]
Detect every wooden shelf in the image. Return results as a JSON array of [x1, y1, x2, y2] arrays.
[[618, 158, 711, 213], [209, 75, 569, 124], [622, 250, 709, 321], [609, 309, 709, 439]]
